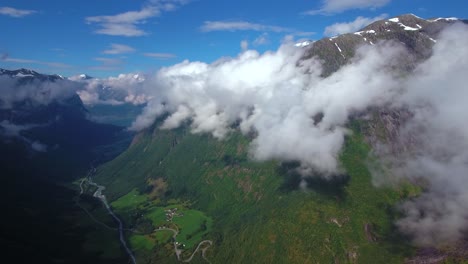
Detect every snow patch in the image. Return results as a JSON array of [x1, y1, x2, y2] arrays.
[[388, 17, 399, 23], [334, 43, 345, 59], [15, 73, 34, 78], [432, 17, 459, 22], [398, 23, 419, 31], [334, 42, 342, 53], [355, 30, 376, 35]]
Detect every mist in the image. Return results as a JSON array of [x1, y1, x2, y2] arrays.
[[0, 76, 81, 109], [385, 23, 468, 246], [72, 73, 152, 106]]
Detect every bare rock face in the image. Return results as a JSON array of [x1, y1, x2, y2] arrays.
[[359, 108, 416, 155], [364, 223, 377, 242]]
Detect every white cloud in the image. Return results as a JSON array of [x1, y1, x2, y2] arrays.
[[103, 43, 136, 54], [304, 0, 391, 15], [293, 31, 316, 37], [324, 14, 388, 36], [31, 141, 47, 152], [143, 53, 177, 59], [253, 33, 269, 46], [2, 57, 71, 69], [0, 6, 37, 17], [91, 57, 124, 71], [86, 6, 158, 37], [94, 57, 123, 65], [0, 121, 48, 152], [200, 21, 291, 33], [86, 1, 188, 37], [74, 73, 150, 106]]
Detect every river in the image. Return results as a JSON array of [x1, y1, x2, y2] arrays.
[[86, 170, 137, 264]]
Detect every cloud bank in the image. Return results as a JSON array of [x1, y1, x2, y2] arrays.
[[0, 6, 37, 18], [103, 43, 136, 54], [305, 0, 391, 15], [0, 76, 81, 109], [324, 14, 388, 36], [130, 39, 406, 175], [85, 0, 189, 37], [73, 73, 151, 106], [382, 23, 468, 246], [200, 21, 291, 33]]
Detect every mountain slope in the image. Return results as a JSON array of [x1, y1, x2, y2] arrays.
[[0, 68, 133, 263], [95, 122, 417, 263]]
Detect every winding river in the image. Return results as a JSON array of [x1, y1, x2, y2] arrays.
[[85, 169, 137, 264]]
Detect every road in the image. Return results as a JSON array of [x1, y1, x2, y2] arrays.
[[155, 228, 213, 263], [183, 240, 213, 263]]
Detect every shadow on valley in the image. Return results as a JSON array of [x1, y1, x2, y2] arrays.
[[0, 119, 133, 263], [277, 161, 350, 200]]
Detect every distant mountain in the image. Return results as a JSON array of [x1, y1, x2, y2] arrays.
[[0, 67, 131, 179], [0, 68, 64, 81], [0, 68, 133, 263]]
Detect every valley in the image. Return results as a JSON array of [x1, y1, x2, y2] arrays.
[[1, 7, 468, 264], [86, 123, 419, 263]]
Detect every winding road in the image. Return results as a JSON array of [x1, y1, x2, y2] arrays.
[[155, 228, 213, 263], [183, 240, 213, 263]]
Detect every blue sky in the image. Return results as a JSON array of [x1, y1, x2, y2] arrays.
[[0, 0, 466, 77]]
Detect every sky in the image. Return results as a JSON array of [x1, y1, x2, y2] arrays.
[[0, 0, 466, 77]]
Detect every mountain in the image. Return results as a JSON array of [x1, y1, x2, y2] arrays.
[[302, 14, 467, 76], [0, 68, 133, 263], [0, 68, 65, 81], [0, 67, 130, 168], [84, 15, 468, 264]]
